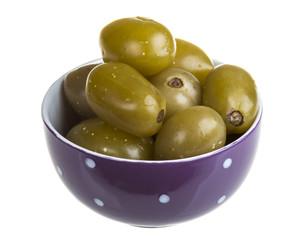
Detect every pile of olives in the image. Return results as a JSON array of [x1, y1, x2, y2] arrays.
[[64, 17, 259, 161]]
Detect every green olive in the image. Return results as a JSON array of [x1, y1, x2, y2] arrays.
[[154, 106, 226, 160], [66, 118, 154, 160], [202, 64, 259, 134], [99, 17, 176, 77], [86, 62, 166, 137], [171, 38, 213, 86], [148, 68, 202, 121], [64, 64, 99, 118]]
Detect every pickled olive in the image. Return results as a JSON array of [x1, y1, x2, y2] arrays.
[[99, 17, 176, 77], [85, 62, 166, 137], [66, 118, 154, 160], [64, 64, 99, 118], [148, 68, 202, 120], [154, 106, 226, 160], [202, 64, 259, 134], [171, 38, 214, 86]]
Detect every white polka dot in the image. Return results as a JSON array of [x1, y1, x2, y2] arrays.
[[56, 166, 63, 176], [223, 158, 232, 169], [217, 195, 226, 204], [94, 198, 104, 207], [85, 158, 96, 168], [159, 194, 170, 204]]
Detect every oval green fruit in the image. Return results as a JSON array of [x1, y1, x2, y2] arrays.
[[64, 64, 98, 118], [154, 106, 226, 160], [86, 62, 166, 137], [171, 38, 214, 86], [99, 17, 176, 77], [66, 118, 154, 160], [148, 68, 202, 120], [202, 64, 259, 134]]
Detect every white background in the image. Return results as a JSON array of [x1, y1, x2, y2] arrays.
[[1, 0, 300, 239]]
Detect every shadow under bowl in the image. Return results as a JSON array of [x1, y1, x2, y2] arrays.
[[41, 59, 262, 227]]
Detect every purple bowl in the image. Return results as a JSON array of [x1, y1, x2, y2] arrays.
[[42, 59, 262, 227]]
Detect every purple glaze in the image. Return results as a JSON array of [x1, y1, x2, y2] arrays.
[[42, 59, 262, 227]]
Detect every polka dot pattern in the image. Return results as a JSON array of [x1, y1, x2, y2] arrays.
[[223, 158, 232, 169], [56, 155, 235, 210], [94, 198, 104, 207], [56, 165, 63, 176], [159, 194, 170, 204], [85, 158, 96, 168], [217, 195, 226, 204]]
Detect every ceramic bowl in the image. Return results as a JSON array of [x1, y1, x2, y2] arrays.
[[42, 59, 262, 227]]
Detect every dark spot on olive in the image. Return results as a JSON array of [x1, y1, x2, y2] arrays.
[[157, 109, 165, 123], [168, 78, 183, 88], [226, 110, 244, 126]]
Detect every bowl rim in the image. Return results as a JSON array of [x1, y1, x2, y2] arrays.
[[42, 58, 263, 164]]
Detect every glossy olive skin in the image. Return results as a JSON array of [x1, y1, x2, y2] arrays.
[[64, 64, 98, 118], [202, 64, 259, 134], [99, 17, 176, 77], [66, 118, 154, 160], [154, 106, 226, 160], [171, 38, 214, 86], [86, 62, 166, 137], [148, 68, 202, 121]]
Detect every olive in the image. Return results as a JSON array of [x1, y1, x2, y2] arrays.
[[154, 106, 226, 160], [202, 64, 259, 134], [171, 38, 214, 86], [66, 118, 154, 160], [64, 64, 98, 118], [86, 62, 166, 137], [148, 68, 202, 121], [99, 17, 176, 77]]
